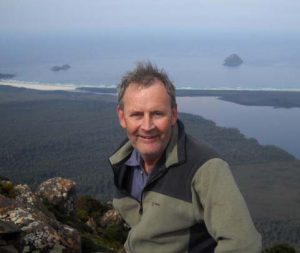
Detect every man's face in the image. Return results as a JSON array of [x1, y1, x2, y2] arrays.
[[117, 81, 177, 164]]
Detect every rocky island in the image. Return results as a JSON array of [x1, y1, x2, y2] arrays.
[[223, 53, 243, 67], [51, 64, 71, 72], [0, 73, 15, 79]]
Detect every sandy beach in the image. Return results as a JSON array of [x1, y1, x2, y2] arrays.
[[0, 80, 76, 91]]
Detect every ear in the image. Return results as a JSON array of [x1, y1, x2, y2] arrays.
[[171, 105, 178, 125], [117, 105, 127, 129]]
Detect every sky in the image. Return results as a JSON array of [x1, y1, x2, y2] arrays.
[[1, 0, 300, 35]]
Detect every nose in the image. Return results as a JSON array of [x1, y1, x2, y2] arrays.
[[141, 115, 154, 131]]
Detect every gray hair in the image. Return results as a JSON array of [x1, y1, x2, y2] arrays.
[[117, 62, 176, 109]]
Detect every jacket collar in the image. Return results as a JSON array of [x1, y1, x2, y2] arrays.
[[164, 120, 186, 168]]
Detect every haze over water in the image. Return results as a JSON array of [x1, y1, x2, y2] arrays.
[[1, 30, 300, 90], [1, 0, 300, 90]]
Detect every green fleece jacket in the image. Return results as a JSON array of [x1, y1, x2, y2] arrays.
[[109, 120, 261, 253]]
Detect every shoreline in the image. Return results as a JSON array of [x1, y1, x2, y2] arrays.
[[2, 80, 300, 108], [0, 80, 76, 91], [1, 79, 300, 92]]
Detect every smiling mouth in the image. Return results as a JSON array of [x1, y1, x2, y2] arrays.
[[139, 135, 158, 141]]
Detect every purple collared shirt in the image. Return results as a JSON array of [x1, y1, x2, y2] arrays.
[[125, 149, 150, 201]]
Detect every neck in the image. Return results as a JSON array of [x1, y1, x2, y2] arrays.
[[144, 161, 157, 174], [142, 156, 162, 174]]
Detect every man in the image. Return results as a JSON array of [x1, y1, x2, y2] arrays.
[[109, 62, 261, 253]]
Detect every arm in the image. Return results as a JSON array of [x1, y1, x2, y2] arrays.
[[192, 158, 262, 253]]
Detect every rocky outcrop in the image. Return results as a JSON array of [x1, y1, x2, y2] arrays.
[[0, 177, 80, 253], [0, 220, 23, 253], [36, 177, 77, 218], [100, 209, 123, 228], [223, 53, 243, 67], [51, 64, 71, 72], [0, 176, 128, 253], [0, 73, 15, 79]]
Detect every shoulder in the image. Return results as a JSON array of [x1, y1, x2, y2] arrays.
[[191, 157, 237, 200], [185, 134, 221, 167]]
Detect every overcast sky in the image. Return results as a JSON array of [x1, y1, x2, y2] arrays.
[[1, 0, 300, 35]]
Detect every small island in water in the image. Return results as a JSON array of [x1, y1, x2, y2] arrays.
[[0, 73, 15, 79], [51, 64, 71, 72], [223, 54, 243, 67]]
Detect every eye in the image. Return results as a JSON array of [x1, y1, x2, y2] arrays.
[[130, 112, 143, 118], [153, 111, 164, 117]]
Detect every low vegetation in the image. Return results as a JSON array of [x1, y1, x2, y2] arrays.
[[0, 176, 16, 198], [262, 243, 297, 253], [0, 86, 294, 200]]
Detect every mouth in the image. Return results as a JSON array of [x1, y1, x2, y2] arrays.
[[138, 134, 159, 142]]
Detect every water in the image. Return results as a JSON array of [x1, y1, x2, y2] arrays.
[[177, 96, 300, 159], [1, 30, 300, 89], [1, 30, 300, 158]]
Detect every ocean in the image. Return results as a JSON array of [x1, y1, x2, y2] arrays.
[[1, 30, 300, 90], [1, 30, 300, 158]]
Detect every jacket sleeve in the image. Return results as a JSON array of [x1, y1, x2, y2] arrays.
[[191, 158, 262, 253]]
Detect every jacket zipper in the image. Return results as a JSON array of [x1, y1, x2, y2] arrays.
[[138, 167, 168, 215]]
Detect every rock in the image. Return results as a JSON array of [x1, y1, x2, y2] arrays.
[[36, 177, 77, 217], [21, 220, 80, 253], [0, 73, 15, 79], [0, 194, 16, 212], [223, 53, 243, 67], [0, 220, 20, 235], [14, 184, 39, 208], [100, 209, 123, 228], [86, 217, 98, 233], [51, 64, 71, 72], [0, 220, 23, 252], [0, 176, 128, 252], [0, 179, 81, 252]]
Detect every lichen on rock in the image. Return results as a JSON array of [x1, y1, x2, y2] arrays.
[[1, 176, 128, 252], [0, 177, 81, 252], [36, 177, 77, 218]]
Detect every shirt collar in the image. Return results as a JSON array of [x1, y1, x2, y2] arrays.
[[125, 148, 141, 167]]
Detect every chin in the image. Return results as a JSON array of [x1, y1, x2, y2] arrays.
[[139, 149, 163, 160], [138, 145, 160, 154]]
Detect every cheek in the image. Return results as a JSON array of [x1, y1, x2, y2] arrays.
[[158, 120, 173, 135], [125, 121, 139, 134]]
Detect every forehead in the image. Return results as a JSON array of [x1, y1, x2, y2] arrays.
[[124, 80, 168, 97], [122, 81, 171, 107]]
